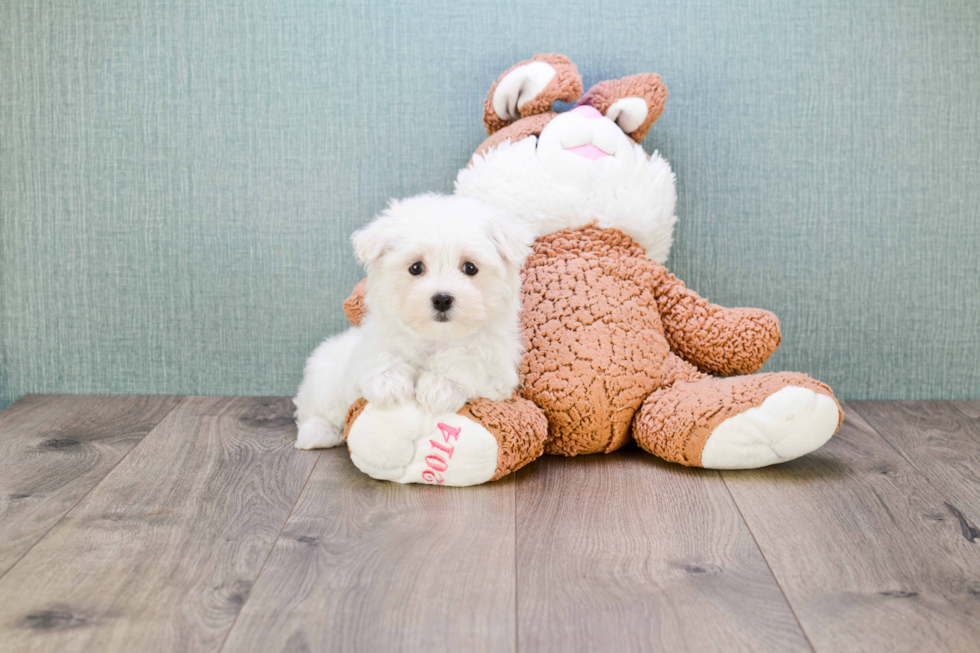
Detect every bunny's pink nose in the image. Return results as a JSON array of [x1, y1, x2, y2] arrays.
[[570, 105, 603, 119], [564, 105, 611, 159]]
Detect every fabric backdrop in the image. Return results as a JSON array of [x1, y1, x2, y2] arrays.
[[2, 0, 978, 410]]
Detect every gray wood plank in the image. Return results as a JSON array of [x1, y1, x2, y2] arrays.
[[849, 400, 980, 524], [0, 396, 317, 653], [221, 447, 516, 653], [0, 394, 182, 578], [951, 401, 980, 419], [721, 402, 980, 653], [515, 449, 811, 653]]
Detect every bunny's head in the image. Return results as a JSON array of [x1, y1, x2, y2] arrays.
[[455, 54, 678, 262]]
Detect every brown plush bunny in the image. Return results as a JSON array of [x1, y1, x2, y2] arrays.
[[338, 54, 842, 486]]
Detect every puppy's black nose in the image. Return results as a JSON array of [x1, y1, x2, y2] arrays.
[[431, 293, 454, 313]]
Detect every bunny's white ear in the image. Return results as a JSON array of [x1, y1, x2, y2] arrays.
[[576, 73, 668, 142], [351, 218, 393, 266], [492, 62, 556, 123], [605, 97, 649, 135], [483, 54, 583, 135]]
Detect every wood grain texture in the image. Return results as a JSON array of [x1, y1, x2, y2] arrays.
[[722, 402, 980, 653], [515, 449, 811, 653], [849, 401, 980, 524], [951, 402, 980, 419], [0, 396, 317, 653], [221, 447, 516, 653], [4, 396, 980, 652], [0, 394, 182, 578]]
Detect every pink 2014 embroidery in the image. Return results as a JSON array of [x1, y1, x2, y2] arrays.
[[421, 423, 461, 484]]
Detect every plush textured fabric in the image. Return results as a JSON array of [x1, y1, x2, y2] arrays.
[[518, 228, 671, 455], [576, 74, 668, 143], [474, 113, 560, 161], [343, 397, 368, 441], [650, 267, 782, 376], [457, 396, 548, 480], [483, 54, 583, 136], [633, 372, 841, 466], [515, 227, 827, 456], [2, 0, 978, 411], [343, 279, 368, 327], [660, 353, 708, 388]]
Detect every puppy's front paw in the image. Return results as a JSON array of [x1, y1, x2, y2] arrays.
[[361, 369, 415, 408], [295, 416, 344, 450], [416, 374, 468, 414]]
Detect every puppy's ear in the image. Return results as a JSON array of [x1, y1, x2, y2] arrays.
[[351, 217, 393, 266], [484, 54, 583, 136], [485, 212, 535, 266]]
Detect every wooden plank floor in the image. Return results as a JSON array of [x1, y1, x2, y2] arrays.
[[0, 396, 977, 653]]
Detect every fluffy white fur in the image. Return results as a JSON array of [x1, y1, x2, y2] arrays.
[[294, 194, 533, 450], [455, 135, 678, 263]]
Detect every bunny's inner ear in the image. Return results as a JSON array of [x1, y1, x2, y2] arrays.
[[483, 54, 583, 136], [492, 62, 555, 123], [576, 73, 668, 143], [605, 97, 650, 135]]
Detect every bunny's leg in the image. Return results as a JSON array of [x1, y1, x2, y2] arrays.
[[633, 369, 842, 469], [343, 396, 548, 486]]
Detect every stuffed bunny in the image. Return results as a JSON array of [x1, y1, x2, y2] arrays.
[[339, 54, 842, 486]]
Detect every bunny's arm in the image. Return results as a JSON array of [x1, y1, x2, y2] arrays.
[[647, 262, 782, 376]]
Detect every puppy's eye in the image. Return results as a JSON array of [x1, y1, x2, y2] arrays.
[[462, 262, 478, 276], [409, 261, 425, 276]]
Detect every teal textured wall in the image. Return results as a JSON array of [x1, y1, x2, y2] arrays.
[[2, 0, 979, 409]]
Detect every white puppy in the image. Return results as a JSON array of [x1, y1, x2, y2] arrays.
[[293, 193, 534, 450]]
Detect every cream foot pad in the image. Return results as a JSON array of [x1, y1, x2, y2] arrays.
[[346, 403, 500, 486], [700, 386, 839, 470]]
